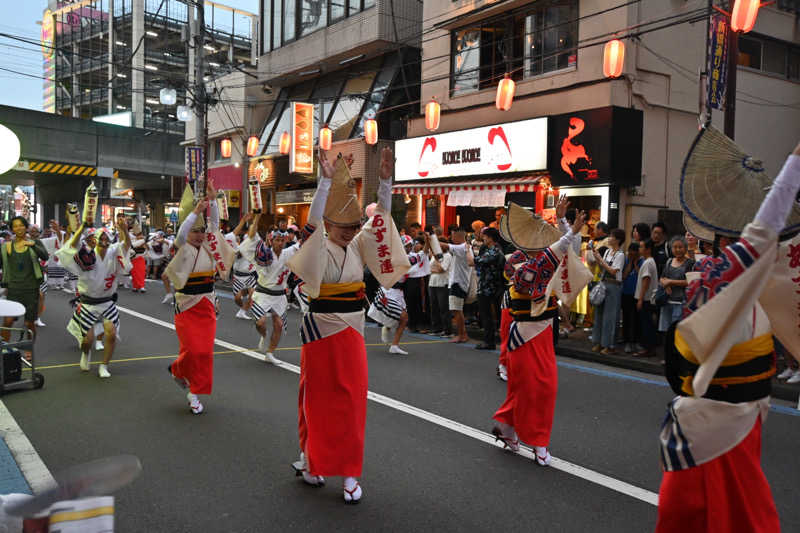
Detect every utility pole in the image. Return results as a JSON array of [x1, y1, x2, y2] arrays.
[[193, 0, 207, 198], [723, 27, 738, 140]]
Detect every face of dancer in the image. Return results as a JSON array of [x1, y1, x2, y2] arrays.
[[97, 232, 111, 251], [271, 234, 287, 254], [11, 219, 26, 240], [325, 222, 360, 248], [85, 234, 97, 250], [188, 227, 205, 248]]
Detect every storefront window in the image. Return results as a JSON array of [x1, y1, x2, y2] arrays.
[[300, 0, 327, 37], [354, 54, 399, 137], [328, 68, 376, 141]]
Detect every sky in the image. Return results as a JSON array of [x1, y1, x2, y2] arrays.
[[0, 0, 258, 112]]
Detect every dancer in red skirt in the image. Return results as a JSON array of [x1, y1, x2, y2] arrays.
[[287, 147, 409, 504], [491, 196, 586, 465], [655, 131, 800, 532], [164, 180, 234, 414]]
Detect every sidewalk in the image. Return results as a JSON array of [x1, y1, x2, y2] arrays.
[[466, 324, 800, 404]]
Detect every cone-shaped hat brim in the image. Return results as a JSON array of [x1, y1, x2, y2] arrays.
[[323, 154, 362, 226], [502, 202, 563, 252]]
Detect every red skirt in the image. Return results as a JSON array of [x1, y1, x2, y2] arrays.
[[131, 256, 146, 290], [172, 298, 216, 395], [298, 327, 368, 477], [493, 325, 557, 447], [656, 416, 780, 533], [498, 308, 512, 368]]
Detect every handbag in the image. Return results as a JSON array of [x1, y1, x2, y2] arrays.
[[589, 281, 606, 306], [652, 284, 669, 307]]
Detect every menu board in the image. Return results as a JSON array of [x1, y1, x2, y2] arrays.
[[290, 102, 314, 174]]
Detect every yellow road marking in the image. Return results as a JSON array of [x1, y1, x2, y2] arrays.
[[34, 340, 446, 370]]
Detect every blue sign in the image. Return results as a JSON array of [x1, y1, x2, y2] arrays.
[[707, 13, 729, 111], [185, 146, 204, 184]]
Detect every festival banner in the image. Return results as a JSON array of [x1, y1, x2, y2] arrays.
[[290, 103, 314, 174], [185, 146, 204, 184], [707, 13, 729, 111]]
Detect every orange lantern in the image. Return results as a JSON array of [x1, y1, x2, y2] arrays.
[[603, 39, 625, 78], [495, 74, 515, 111], [731, 0, 760, 33], [425, 99, 440, 131], [246, 135, 259, 157], [319, 124, 332, 151], [220, 138, 232, 158], [364, 118, 378, 145], [278, 131, 291, 155]]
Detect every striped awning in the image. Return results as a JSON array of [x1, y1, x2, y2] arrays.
[[392, 175, 545, 195]]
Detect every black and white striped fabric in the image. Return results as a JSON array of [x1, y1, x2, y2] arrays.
[[39, 278, 48, 294], [68, 301, 120, 340], [507, 322, 526, 352], [249, 299, 288, 331], [300, 313, 322, 345], [659, 399, 697, 472], [367, 287, 405, 329], [47, 265, 66, 286], [232, 272, 257, 294]]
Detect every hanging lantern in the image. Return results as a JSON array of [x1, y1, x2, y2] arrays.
[[220, 138, 232, 158], [246, 135, 259, 157], [319, 124, 332, 151], [364, 118, 378, 145], [603, 39, 625, 78], [278, 131, 291, 155], [731, 0, 760, 33], [425, 99, 440, 131], [495, 74, 515, 111]]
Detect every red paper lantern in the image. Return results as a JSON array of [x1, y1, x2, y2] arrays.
[[731, 0, 760, 33], [425, 99, 440, 131], [364, 118, 378, 145], [495, 75, 515, 111], [278, 131, 291, 155], [220, 138, 232, 158], [603, 39, 625, 78], [319, 124, 332, 151], [246, 135, 259, 157]]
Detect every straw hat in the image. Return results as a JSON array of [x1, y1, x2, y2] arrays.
[[499, 202, 563, 252], [680, 125, 800, 238], [324, 154, 362, 227], [177, 184, 204, 230], [683, 213, 715, 243]]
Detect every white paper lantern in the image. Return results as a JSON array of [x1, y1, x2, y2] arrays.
[[176, 105, 192, 122], [159, 87, 177, 106], [0, 124, 20, 175]]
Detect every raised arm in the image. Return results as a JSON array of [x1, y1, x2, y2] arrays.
[[754, 143, 800, 235], [68, 222, 86, 249], [116, 217, 131, 253], [233, 213, 252, 236], [248, 213, 262, 240]]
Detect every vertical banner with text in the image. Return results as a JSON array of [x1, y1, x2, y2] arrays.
[[290, 102, 314, 174], [707, 13, 729, 111], [185, 146, 204, 185]]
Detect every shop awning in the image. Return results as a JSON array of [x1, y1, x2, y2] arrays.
[[391, 175, 545, 195]]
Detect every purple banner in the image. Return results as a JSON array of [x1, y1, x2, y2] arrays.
[[185, 146, 204, 184], [707, 13, 729, 111]]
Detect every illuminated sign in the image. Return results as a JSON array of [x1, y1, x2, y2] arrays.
[[290, 102, 314, 174], [41, 9, 54, 59], [394, 118, 548, 181]]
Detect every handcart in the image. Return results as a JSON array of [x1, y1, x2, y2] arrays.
[[0, 300, 44, 394]]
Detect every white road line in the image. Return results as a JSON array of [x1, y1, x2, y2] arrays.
[[0, 400, 55, 494], [117, 305, 660, 507]]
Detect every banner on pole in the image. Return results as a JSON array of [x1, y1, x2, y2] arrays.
[[290, 102, 314, 174], [707, 13, 729, 111], [185, 146, 204, 184]]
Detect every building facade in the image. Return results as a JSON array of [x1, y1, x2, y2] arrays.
[[397, 0, 800, 236]]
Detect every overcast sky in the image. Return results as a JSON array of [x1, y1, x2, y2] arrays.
[[0, 0, 259, 112]]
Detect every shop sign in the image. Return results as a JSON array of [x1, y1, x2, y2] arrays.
[[290, 103, 314, 174], [226, 190, 241, 208], [276, 188, 315, 205], [394, 118, 548, 181], [547, 106, 642, 187], [41, 10, 54, 59]]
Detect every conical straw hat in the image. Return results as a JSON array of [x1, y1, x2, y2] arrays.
[[501, 202, 563, 252], [323, 154, 362, 226], [683, 213, 715, 243], [177, 184, 204, 230], [680, 125, 800, 238]]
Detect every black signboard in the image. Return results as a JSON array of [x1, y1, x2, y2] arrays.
[[547, 106, 643, 187]]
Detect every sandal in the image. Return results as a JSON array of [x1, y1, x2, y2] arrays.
[[291, 455, 325, 487], [343, 481, 362, 504], [491, 426, 520, 452]]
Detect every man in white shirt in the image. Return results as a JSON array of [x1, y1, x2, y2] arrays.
[[428, 228, 452, 336], [440, 226, 474, 343]]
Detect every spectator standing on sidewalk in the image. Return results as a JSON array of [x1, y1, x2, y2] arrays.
[[474, 227, 505, 350], [590, 228, 626, 355], [634, 239, 659, 356], [621, 241, 641, 354], [439, 226, 474, 343], [427, 233, 452, 337], [651, 222, 671, 276], [657, 236, 694, 334]]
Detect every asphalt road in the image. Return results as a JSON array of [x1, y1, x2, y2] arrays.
[[2, 283, 799, 532]]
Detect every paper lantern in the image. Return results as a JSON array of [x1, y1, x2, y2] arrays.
[[731, 0, 760, 33], [425, 99, 440, 131], [319, 125, 332, 151], [603, 39, 625, 78], [495, 75, 515, 111], [246, 135, 259, 157], [278, 131, 291, 155], [220, 138, 232, 158], [364, 118, 378, 145]]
